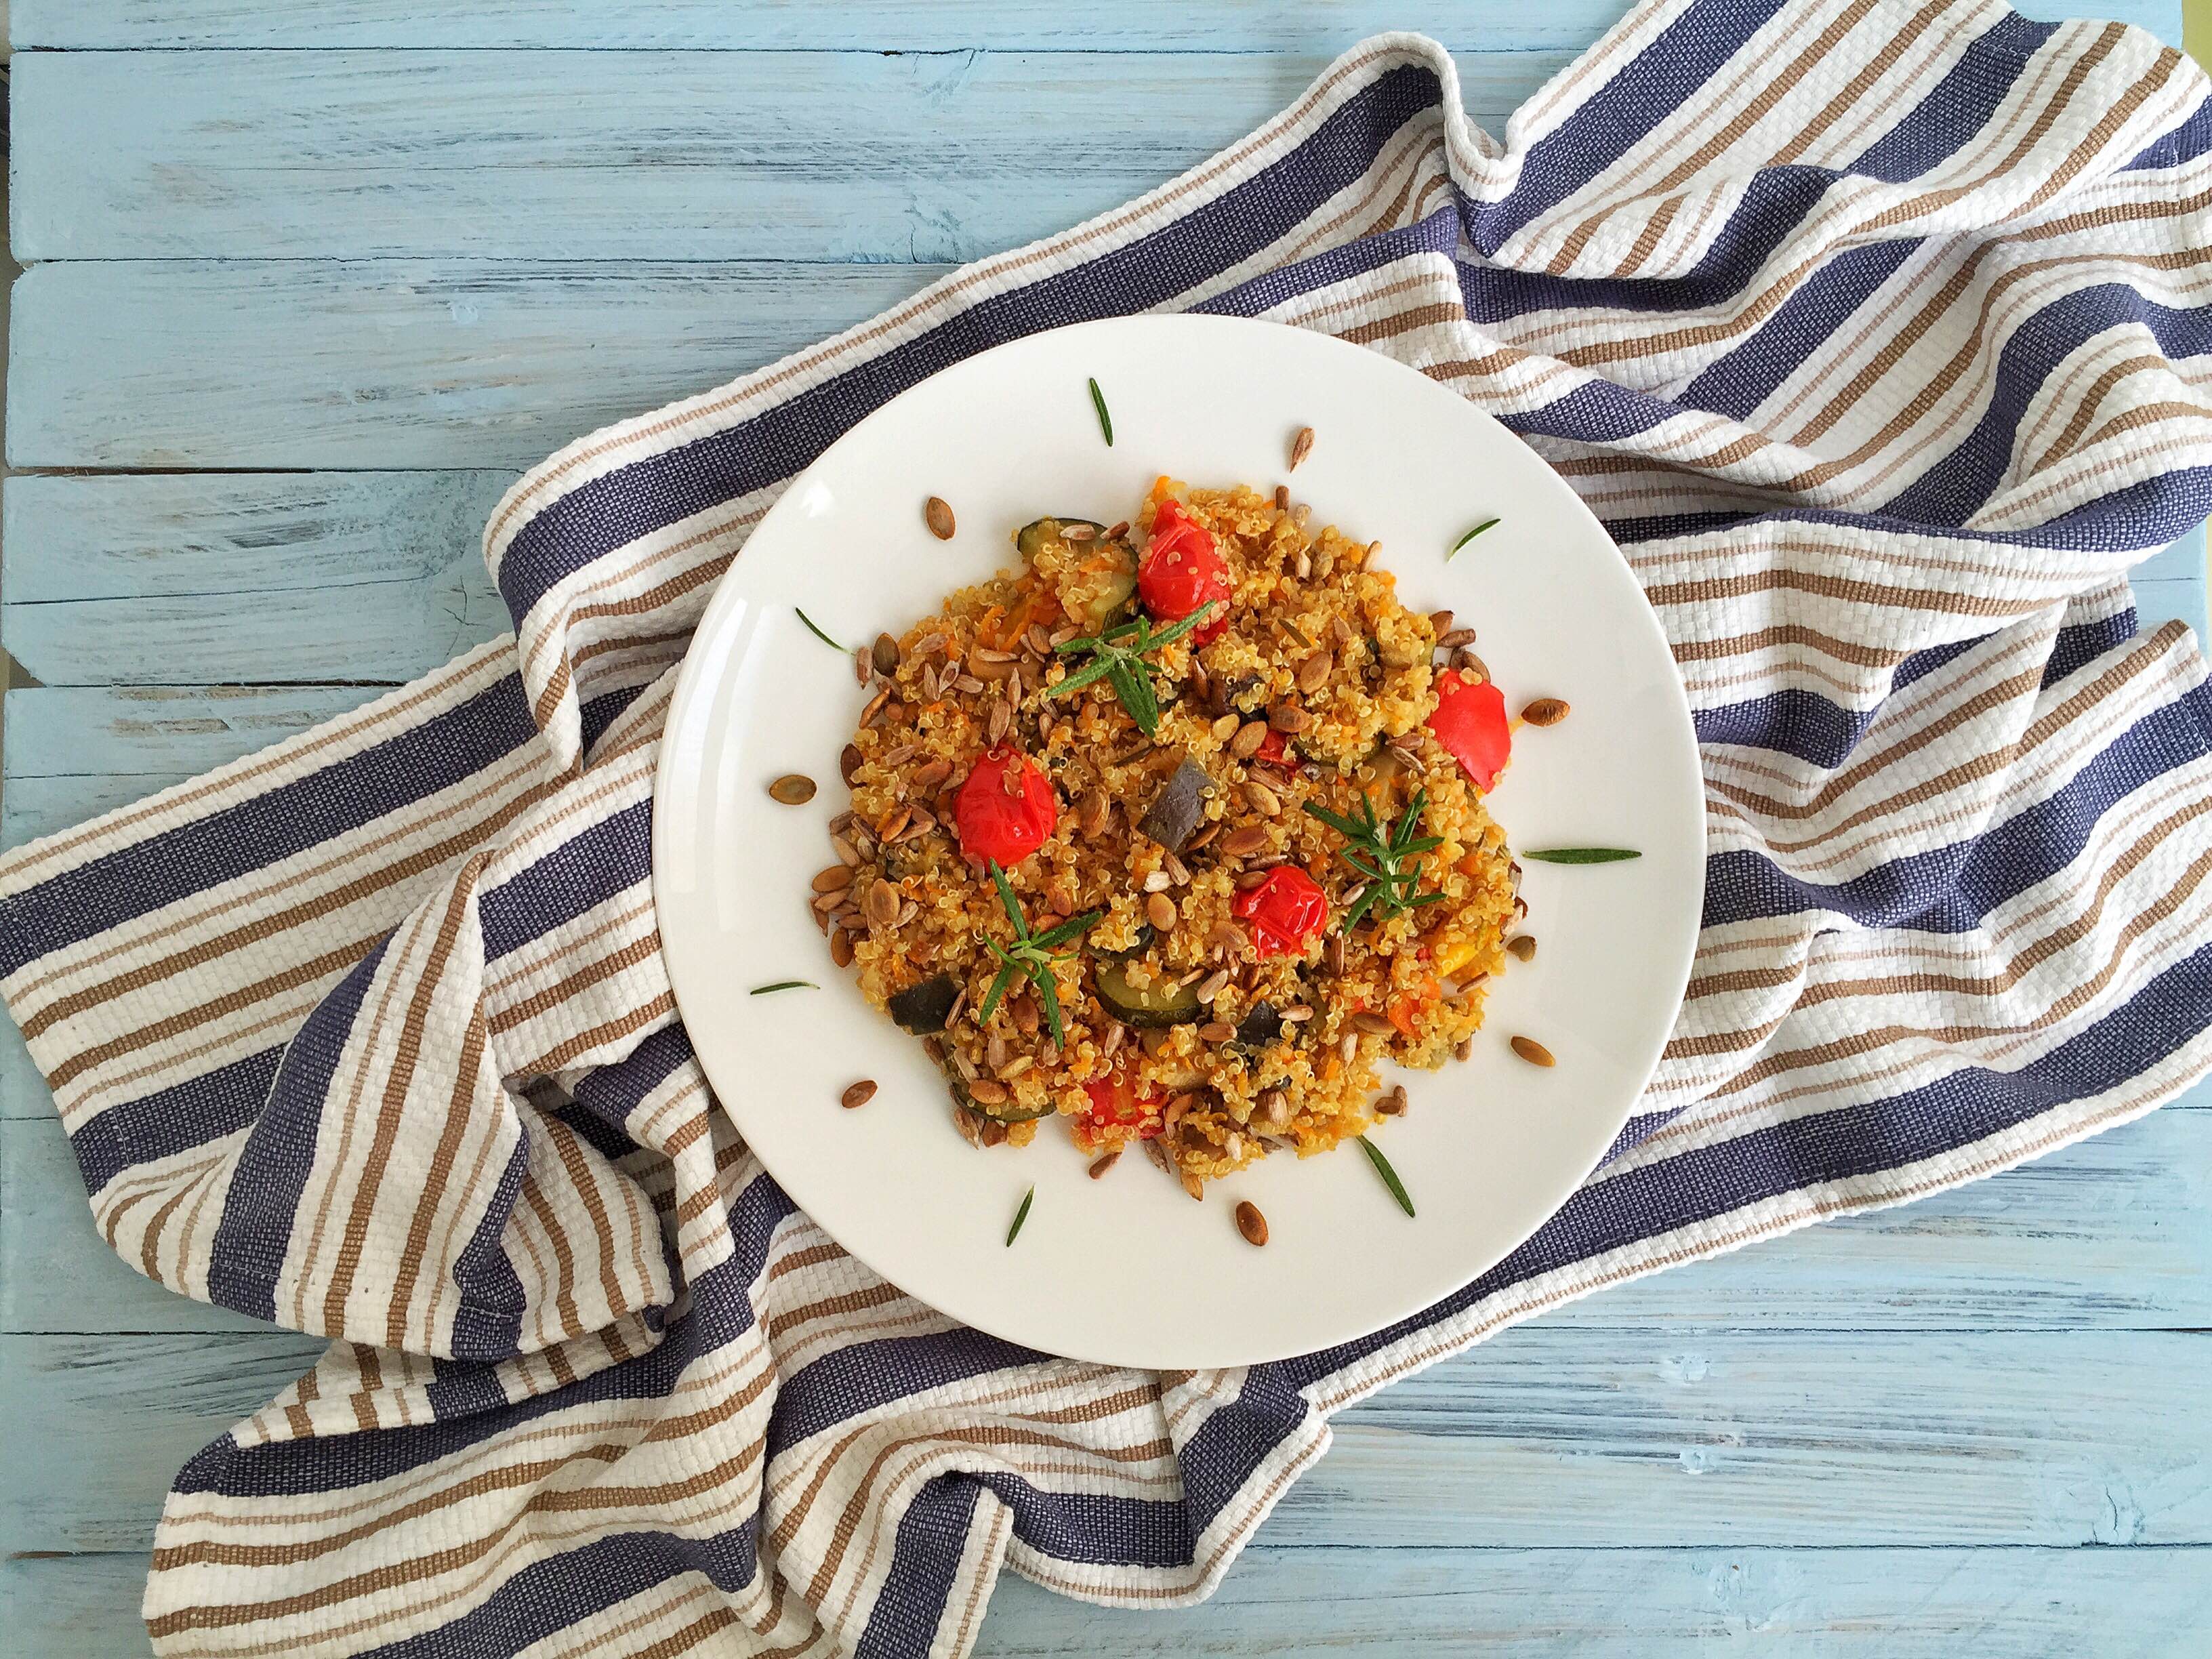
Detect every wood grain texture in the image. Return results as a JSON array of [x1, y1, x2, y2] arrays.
[[5, 1102, 2207, 1334], [10, 49, 1563, 262], [7, 262, 945, 470], [4, 1325, 2203, 1555], [12, 0, 2178, 49]]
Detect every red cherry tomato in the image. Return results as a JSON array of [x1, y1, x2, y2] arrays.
[[954, 747, 1058, 865], [1233, 865, 1330, 959], [1252, 727, 1290, 766], [1082, 1069, 1165, 1139], [1429, 670, 1511, 792], [1137, 500, 1232, 644]]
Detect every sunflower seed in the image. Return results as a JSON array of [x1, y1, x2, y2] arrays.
[[1079, 788, 1111, 838], [1219, 825, 1271, 859], [1000, 1056, 1035, 1079], [1244, 778, 1281, 816], [952, 1105, 982, 1147], [1511, 1036, 1556, 1067], [1211, 713, 1241, 742], [842, 1080, 878, 1110], [1101, 1020, 1128, 1057], [1289, 426, 1315, 472], [1351, 1011, 1395, 1036], [1521, 697, 1570, 727], [1506, 934, 1538, 962], [1164, 853, 1191, 886], [987, 701, 1011, 745], [876, 804, 912, 843], [1376, 1084, 1408, 1117], [1143, 1137, 1174, 1173], [924, 496, 956, 539], [853, 647, 873, 685], [1339, 1031, 1359, 1063], [1258, 1090, 1292, 1129], [978, 1116, 1008, 1147], [1199, 1021, 1235, 1044], [916, 632, 949, 658], [1294, 546, 1313, 580], [860, 687, 893, 728], [1181, 1172, 1205, 1202], [769, 774, 817, 806], [1267, 705, 1309, 733], [1186, 823, 1221, 852], [1235, 869, 1271, 890], [1274, 484, 1291, 510], [1208, 920, 1248, 957], [1107, 520, 1130, 539], [1088, 1151, 1122, 1180], [967, 1078, 1010, 1106], [1197, 970, 1231, 1005]]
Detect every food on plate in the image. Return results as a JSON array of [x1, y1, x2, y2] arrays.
[[816, 478, 1528, 1197]]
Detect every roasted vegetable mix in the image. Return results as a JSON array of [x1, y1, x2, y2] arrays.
[[818, 480, 1524, 1187]]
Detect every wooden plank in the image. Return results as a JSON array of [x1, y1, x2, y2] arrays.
[[7, 1543, 2209, 1659], [6, 261, 945, 470], [975, 1544, 2212, 1658], [9, 49, 1565, 263], [5, 1327, 2203, 1553], [6, 1103, 2208, 1334], [12, 0, 2182, 51], [1, 685, 380, 779]]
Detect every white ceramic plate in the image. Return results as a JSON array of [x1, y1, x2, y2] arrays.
[[655, 314, 1702, 1370]]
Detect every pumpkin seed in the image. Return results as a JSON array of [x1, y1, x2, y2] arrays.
[[1427, 609, 1454, 636], [769, 773, 817, 805], [1288, 426, 1315, 472], [1454, 1037, 1475, 1061], [1437, 628, 1478, 649], [1079, 788, 1111, 838], [1197, 970, 1231, 1004], [811, 865, 853, 893], [912, 758, 953, 790], [967, 1077, 1010, 1106], [1244, 778, 1281, 817], [1351, 1011, 1395, 1036], [864, 880, 901, 930], [1198, 1020, 1235, 1044], [1511, 1035, 1556, 1067], [829, 926, 855, 968], [1231, 720, 1271, 759], [1235, 1200, 1269, 1246], [1147, 892, 1178, 933], [1520, 697, 1570, 727], [1219, 825, 1271, 858], [1088, 1151, 1122, 1180], [1296, 651, 1332, 695], [842, 1080, 878, 1110], [924, 496, 956, 539], [1267, 705, 1309, 733], [1506, 934, 1537, 962]]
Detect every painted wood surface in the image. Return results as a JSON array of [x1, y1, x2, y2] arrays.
[[2, 1, 2203, 1652], [12, 0, 2180, 49]]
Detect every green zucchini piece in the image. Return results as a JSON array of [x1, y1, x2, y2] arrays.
[[1093, 961, 1204, 1028], [1016, 517, 1137, 632], [952, 1073, 1056, 1123], [887, 973, 958, 1035]]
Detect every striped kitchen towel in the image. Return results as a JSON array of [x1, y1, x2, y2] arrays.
[[5, 2, 2212, 1652]]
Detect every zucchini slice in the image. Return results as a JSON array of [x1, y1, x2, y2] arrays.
[[1017, 517, 1138, 632], [1094, 960, 1203, 1028], [887, 973, 958, 1035]]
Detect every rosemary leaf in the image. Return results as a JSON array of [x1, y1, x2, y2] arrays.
[[1006, 1185, 1037, 1246], [1359, 1136, 1416, 1217], [795, 607, 846, 651], [1521, 847, 1643, 864], [748, 980, 818, 996], [1088, 377, 1114, 447], [1448, 518, 1500, 558]]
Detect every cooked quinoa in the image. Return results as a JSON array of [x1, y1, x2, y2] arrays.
[[819, 480, 1521, 1190]]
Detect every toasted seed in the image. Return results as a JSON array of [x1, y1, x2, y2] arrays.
[[1274, 484, 1291, 510], [985, 1030, 1009, 1072], [1506, 934, 1538, 962], [977, 1116, 1009, 1147], [841, 1080, 878, 1110], [829, 926, 855, 968], [952, 1105, 982, 1147], [1235, 1200, 1269, 1246], [1186, 823, 1221, 852], [1511, 1036, 1556, 1067], [1211, 712, 1242, 742], [1326, 934, 1349, 975], [1231, 720, 1271, 759], [1208, 920, 1248, 956], [924, 496, 956, 539], [1296, 651, 1332, 695], [1427, 609, 1454, 636], [835, 746, 862, 789], [1457, 650, 1491, 682], [1011, 991, 1040, 1039], [769, 773, 817, 806], [811, 865, 853, 894], [1454, 1037, 1475, 1061], [1059, 520, 1097, 542], [1437, 628, 1478, 650], [912, 758, 953, 792], [876, 804, 912, 843], [1219, 825, 1272, 859], [1088, 1151, 1122, 1180], [1521, 697, 1570, 727], [966, 1077, 1010, 1106], [1143, 1137, 1174, 1174], [1377, 1084, 1408, 1117], [870, 635, 901, 680], [1244, 778, 1282, 817], [1147, 892, 1178, 933], [864, 880, 901, 930], [1197, 970, 1231, 1005], [1339, 1031, 1359, 1063], [1268, 704, 1309, 733], [1294, 546, 1313, 580], [1351, 1010, 1395, 1036], [987, 701, 1012, 746], [1101, 1019, 1128, 1058], [1234, 869, 1271, 890], [1000, 1056, 1034, 1080], [1199, 1021, 1235, 1044], [1079, 788, 1111, 838], [1164, 853, 1191, 886], [1289, 426, 1315, 472], [1181, 1172, 1205, 1202]]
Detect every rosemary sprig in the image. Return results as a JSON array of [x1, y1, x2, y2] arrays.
[[1303, 787, 1446, 933], [1359, 1136, 1416, 1217], [978, 861, 1100, 1048], [1006, 1185, 1036, 1246], [795, 607, 846, 651], [1050, 603, 1216, 737], [749, 980, 818, 996], [1448, 518, 1500, 558], [1521, 847, 1642, 864], [1088, 377, 1114, 446]]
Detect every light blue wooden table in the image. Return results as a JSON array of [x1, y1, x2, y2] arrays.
[[2, 3, 2207, 1654]]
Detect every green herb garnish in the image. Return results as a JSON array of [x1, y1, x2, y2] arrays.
[[750, 980, 818, 996], [1088, 377, 1113, 447], [1520, 847, 1642, 864], [979, 861, 1099, 1048], [1050, 604, 1216, 737], [1303, 788, 1447, 933], [1006, 1185, 1036, 1246], [795, 608, 846, 652], [1448, 518, 1500, 558], [1359, 1136, 1415, 1217]]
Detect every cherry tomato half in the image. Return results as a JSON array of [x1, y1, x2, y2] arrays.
[[1429, 670, 1511, 792], [1252, 727, 1290, 766], [1082, 1069, 1165, 1139], [954, 746, 1058, 865], [1233, 865, 1330, 959], [1137, 499, 1232, 644]]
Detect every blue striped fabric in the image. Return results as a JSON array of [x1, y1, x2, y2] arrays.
[[5, 5, 2212, 1654]]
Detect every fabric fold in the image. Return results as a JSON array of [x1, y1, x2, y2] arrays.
[[5, 4, 2212, 1654]]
